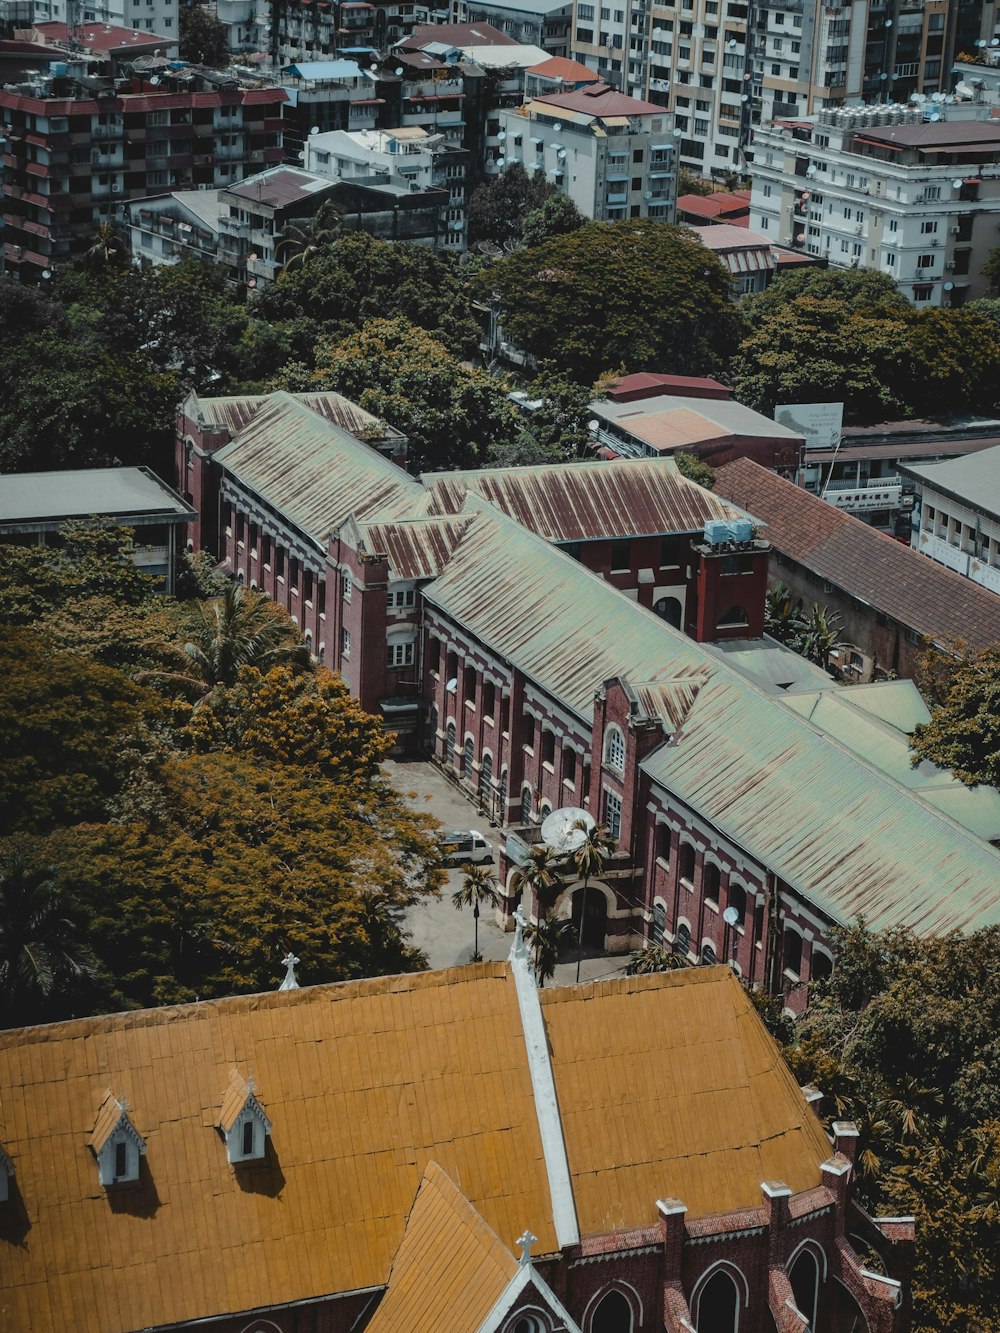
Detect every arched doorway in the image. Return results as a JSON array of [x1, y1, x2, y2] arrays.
[[653, 595, 683, 629], [695, 1268, 740, 1332], [591, 1288, 633, 1333], [789, 1247, 821, 1329], [571, 884, 608, 951]]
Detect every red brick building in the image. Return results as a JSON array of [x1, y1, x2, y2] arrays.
[[178, 390, 1000, 1013], [0, 958, 913, 1333]]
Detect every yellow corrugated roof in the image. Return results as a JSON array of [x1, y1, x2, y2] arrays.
[[88, 1091, 125, 1153], [365, 1162, 519, 1333], [540, 968, 832, 1228], [216, 1067, 249, 1133], [0, 965, 553, 1333]]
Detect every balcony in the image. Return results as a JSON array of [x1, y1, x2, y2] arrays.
[[218, 214, 249, 237]]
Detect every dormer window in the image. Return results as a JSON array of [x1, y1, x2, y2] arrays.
[[0, 1144, 13, 1202], [89, 1093, 146, 1188], [217, 1068, 271, 1164]]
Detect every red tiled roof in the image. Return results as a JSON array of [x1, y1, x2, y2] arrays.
[[713, 458, 1000, 651], [404, 21, 518, 47], [608, 373, 732, 403], [533, 82, 662, 117], [33, 19, 171, 49], [677, 190, 751, 219], [527, 55, 601, 83]]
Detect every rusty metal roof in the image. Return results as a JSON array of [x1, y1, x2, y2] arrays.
[[422, 458, 747, 541], [357, 516, 476, 580], [196, 390, 404, 444], [215, 393, 421, 547], [364, 1163, 519, 1333], [542, 968, 832, 1228], [714, 458, 1000, 652], [0, 965, 554, 1333], [426, 508, 1000, 931]]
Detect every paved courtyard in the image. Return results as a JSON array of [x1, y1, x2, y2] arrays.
[[384, 758, 631, 986]]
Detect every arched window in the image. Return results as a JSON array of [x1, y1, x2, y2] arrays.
[[604, 725, 625, 774], [701, 941, 716, 966], [679, 842, 696, 884], [703, 862, 720, 908], [653, 595, 683, 629], [445, 721, 456, 763], [521, 785, 533, 826], [659, 824, 671, 861], [540, 801, 552, 820], [783, 928, 803, 979], [591, 1288, 633, 1333], [462, 735, 474, 777], [480, 751, 493, 802], [789, 1247, 822, 1329], [695, 1268, 741, 1332], [508, 1316, 547, 1333], [717, 605, 749, 629], [499, 768, 508, 819], [811, 949, 833, 983], [674, 921, 691, 957], [652, 902, 666, 943], [727, 883, 747, 925]]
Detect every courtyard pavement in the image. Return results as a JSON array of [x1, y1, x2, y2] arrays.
[[384, 757, 631, 987]]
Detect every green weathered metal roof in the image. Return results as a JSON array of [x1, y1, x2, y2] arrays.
[[215, 393, 422, 546], [426, 506, 1000, 934]]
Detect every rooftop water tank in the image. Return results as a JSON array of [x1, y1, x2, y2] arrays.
[[704, 519, 731, 547]]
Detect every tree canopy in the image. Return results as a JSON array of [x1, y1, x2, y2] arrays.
[[787, 924, 1000, 1330], [468, 163, 558, 248], [482, 220, 742, 383], [910, 644, 1000, 787], [179, 1, 230, 66]]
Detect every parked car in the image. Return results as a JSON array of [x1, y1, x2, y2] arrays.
[[437, 829, 495, 866]]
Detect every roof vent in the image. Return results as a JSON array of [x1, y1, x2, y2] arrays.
[[217, 1068, 272, 1164], [89, 1093, 146, 1187]]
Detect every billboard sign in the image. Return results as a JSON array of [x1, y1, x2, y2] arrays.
[[774, 401, 844, 451]]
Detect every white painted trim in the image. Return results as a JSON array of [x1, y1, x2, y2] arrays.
[[788, 1235, 828, 1290], [860, 1269, 901, 1290], [691, 1258, 751, 1329], [509, 949, 580, 1248], [581, 1279, 643, 1331]]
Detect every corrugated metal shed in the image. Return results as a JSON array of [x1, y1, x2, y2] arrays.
[[425, 508, 1000, 932], [214, 394, 421, 546], [422, 457, 748, 541]]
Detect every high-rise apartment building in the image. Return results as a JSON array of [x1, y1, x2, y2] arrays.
[[568, 0, 1000, 183]]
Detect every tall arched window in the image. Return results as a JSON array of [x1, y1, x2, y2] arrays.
[[603, 725, 625, 774], [701, 941, 716, 966], [789, 1248, 821, 1330], [783, 928, 803, 979], [679, 842, 696, 884], [462, 735, 474, 778], [811, 949, 833, 983], [653, 595, 682, 629], [499, 768, 508, 820], [674, 921, 691, 957], [591, 1288, 633, 1333], [652, 902, 666, 943], [727, 883, 747, 925], [480, 751, 493, 803], [445, 721, 456, 764], [696, 1268, 740, 1332], [703, 862, 721, 908], [521, 785, 533, 826]]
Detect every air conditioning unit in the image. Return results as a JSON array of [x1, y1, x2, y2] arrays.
[[111, 182, 121, 193], [950, 226, 961, 235], [945, 260, 956, 269]]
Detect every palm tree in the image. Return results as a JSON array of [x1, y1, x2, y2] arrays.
[[142, 582, 310, 698], [523, 911, 573, 987], [569, 820, 611, 984], [451, 864, 500, 962], [0, 847, 97, 1028], [625, 943, 688, 975], [764, 581, 806, 646], [276, 202, 342, 274], [84, 220, 127, 269], [799, 603, 844, 672], [509, 844, 563, 972]]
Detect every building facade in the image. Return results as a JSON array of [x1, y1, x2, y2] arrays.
[[749, 106, 1000, 303], [494, 81, 677, 221], [178, 390, 1000, 1013], [459, 0, 573, 57], [0, 58, 284, 279], [900, 442, 1000, 597]]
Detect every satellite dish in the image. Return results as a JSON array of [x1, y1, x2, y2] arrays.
[[740, 94, 749, 103], [944, 281, 955, 291], [41, 268, 52, 278], [540, 807, 595, 856], [496, 156, 506, 167], [370, 62, 379, 71], [553, 121, 562, 131], [992, 38, 1000, 46], [309, 125, 320, 136], [644, 190, 653, 199], [723, 906, 740, 927], [806, 165, 817, 176], [672, 127, 683, 137], [953, 178, 963, 189], [394, 66, 403, 74], [879, 72, 888, 80], [911, 93, 925, 104], [149, 75, 160, 84], [445, 677, 457, 693], [884, 17, 892, 26], [728, 38, 737, 49], [929, 112, 941, 121], [976, 38, 987, 48]]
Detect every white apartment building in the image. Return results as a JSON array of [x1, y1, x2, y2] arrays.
[[900, 446, 1000, 597], [303, 125, 468, 249], [494, 81, 676, 221], [458, 0, 573, 57], [750, 106, 1000, 306], [8, 0, 178, 37]]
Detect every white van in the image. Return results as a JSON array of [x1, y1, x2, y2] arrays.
[[437, 829, 495, 866]]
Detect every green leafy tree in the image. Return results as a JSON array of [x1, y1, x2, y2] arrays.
[[468, 163, 556, 247], [451, 864, 501, 962], [797, 602, 843, 671], [510, 844, 564, 976], [83, 221, 128, 271], [0, 841, 99, 1028], [520, 192, 585, 249], [625, 942, 686, 975], [787, 923, 1000, 1329], [981, 244, 1000, 298], [281, 317, 519, 472], [677, 167, 714, 197], [255, 230, 480, 362], [909, 644, 1000, 787], [492, 363, 595, 466], [764, 581, 806, 647], [484, 220, 742, 383], [179, 0, 230, 65], [276, 201, 343, 274], [0, 628, 157, 834], [673, 450, 715, 490]]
